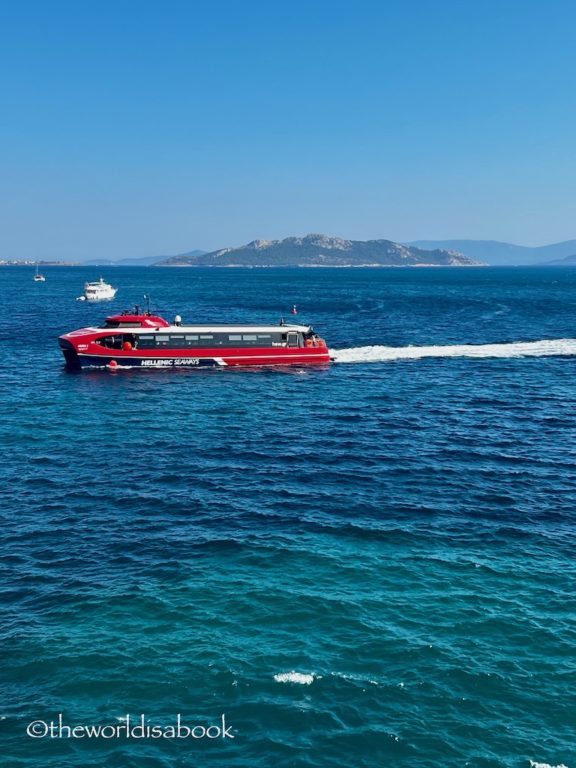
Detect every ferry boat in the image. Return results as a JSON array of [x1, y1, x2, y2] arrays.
[[59, 307, 331, 370], [76, 277, 117, 301]]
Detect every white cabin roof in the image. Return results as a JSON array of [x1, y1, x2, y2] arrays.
[[91, 323, 314, 334]]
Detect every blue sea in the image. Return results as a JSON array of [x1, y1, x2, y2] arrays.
[[1, 265, 575, 768]]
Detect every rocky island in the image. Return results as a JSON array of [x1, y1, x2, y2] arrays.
[[157, 234, 481, 268]]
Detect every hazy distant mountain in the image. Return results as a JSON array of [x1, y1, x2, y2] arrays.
[[408, 239, 576, 266], [83, 256, 158, 266], [157, 234, 480, 267], [84, 250, 206, 266], [542, 253, 576, 265]]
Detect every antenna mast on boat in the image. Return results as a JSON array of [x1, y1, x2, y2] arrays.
[[143, 294, 151, 315]]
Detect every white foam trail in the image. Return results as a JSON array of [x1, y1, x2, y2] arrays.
[[273, 671, 315, 685], [529, 762, 569, 768], [331, 339, 576, 364]]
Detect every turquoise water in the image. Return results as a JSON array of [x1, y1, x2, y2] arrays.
[[1, 266, 575, 768]]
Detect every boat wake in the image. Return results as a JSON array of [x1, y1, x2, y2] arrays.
[[331, 338, 576, 364]]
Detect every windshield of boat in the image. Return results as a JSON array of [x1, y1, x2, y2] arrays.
[[101, 320, 143, 328]]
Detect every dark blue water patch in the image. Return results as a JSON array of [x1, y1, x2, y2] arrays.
[[1, 266, 575, 767]]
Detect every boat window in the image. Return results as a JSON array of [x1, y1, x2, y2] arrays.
[[102, 321, 142, 328], [200, 335, 213, 340], [185, 335, 199, 341], [286, 331, 299, 348], [224, 333, 277, 346], [137, 334, 155, 349], [96, 335, 123, 349]]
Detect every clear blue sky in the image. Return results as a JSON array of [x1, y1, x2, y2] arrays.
[[2, 0, 576, 260]]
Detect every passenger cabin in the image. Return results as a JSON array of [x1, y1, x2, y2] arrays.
[[94, 312, 322, 351]]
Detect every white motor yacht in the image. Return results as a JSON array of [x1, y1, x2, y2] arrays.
[[77, 278, 118, 301]]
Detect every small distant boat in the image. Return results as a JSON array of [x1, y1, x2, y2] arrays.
[[76, 277, 118, 302], [33, 263, 46, 282]]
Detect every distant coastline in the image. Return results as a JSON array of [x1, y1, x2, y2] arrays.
[[1, 260, 483, 269], [0, 260, 81, 266], [5, 232, 576, 267]]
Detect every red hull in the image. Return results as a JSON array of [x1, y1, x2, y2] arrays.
[[71, 347, 331, 369]]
